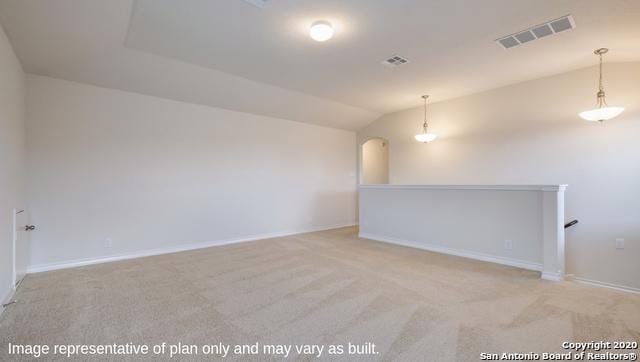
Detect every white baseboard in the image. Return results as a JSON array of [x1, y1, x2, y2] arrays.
[[27, 222, 357, 274], [572, 276, 640, 295], [357, 233, 638, 294], [359, 232, 543, 272], [0, 285, 16, 318], [541, 271, 563, 282]]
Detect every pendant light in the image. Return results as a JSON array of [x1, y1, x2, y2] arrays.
[[578, 48, 624, 122], [414, 95, 437, 143]]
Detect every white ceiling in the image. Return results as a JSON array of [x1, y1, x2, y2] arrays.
[[1, 0, 639, 130]]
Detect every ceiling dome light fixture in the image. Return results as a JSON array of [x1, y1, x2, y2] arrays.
[[578, 48, 624, 122], [309, 20, 334, 42], [415, 95, 438, 143]]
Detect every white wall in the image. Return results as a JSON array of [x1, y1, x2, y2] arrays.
[[360, 186, 543, 268], [361, 138, 388, 184], [359, 185, 568, 281], [0, 24, 25, 304], [358, 62, 640, 291], [26, 75, 357, 269]]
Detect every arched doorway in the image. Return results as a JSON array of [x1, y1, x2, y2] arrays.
[[361, 138, 389, 184]]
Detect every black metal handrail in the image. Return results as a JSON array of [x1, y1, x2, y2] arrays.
[[564, 220, 578, 229]]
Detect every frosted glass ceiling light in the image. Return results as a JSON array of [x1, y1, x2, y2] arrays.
[[415, 95, 438, 143], [309, 21, 334, 42], [579, 48, 624, 122]]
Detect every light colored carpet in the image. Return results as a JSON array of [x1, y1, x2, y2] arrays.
[[1, 227, 638, 361]]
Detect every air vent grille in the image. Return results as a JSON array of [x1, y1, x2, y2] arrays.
[[242, 0, 269, 9], [382, 55, 409, 68], [496, 15, 575, 49]]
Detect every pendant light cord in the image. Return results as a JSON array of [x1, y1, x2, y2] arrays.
[[422, 95, 428, 132], [598, 52, 603, 93], [596, 50, 607, 107]]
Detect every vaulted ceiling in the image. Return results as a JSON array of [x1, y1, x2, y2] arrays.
[[1, 0, 639, 130]]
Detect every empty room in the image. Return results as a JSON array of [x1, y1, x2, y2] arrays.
[[0, 0, 639, 360]]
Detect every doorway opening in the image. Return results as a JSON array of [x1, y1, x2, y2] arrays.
[[361, 138, 389, 184]]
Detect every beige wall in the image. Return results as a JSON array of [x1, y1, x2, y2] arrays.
[[362, 138, 389, 184], [0, 23, 25, 304], [26, 75, 357, 270], [358, 62, 640, 291]]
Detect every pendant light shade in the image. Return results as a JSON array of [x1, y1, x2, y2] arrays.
[[579, 48, 624, 122], [415, 95, 437, 143], [578, 107, 624, 122], [414, 132, 438, 143]]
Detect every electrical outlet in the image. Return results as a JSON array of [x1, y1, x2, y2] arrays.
[[615, 238, 625, 249], [104, 238, 112, 248], [504, 240, 513, 250]]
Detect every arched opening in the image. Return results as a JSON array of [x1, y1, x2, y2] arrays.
[[361, 138, 389, 184]]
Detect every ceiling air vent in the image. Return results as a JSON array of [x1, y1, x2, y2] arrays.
[[242, 0, 269, 9], [496, 15, 575, 49], [382, 55, 409, 68]]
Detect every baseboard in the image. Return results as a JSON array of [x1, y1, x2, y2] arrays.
[[0, 285, 16, 318], [359, 232, 543, 272], [572, 276, 640, 295], [541, 271, 563, 282], [27, 222, 357, 274]]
